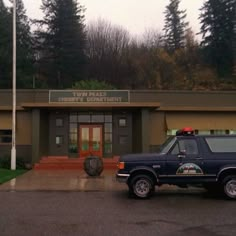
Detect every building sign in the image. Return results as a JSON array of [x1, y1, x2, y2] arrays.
[[49, 90, 130, 103]]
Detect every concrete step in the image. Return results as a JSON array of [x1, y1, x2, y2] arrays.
[[39, 159, 84, 163], [34, 163, 83, 170], [34, 156, 119, 170], [34, 163, 118, 170], [42, 156, 69, 160]]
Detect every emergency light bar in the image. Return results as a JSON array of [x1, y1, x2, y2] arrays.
[[176, 127, 194, 136]]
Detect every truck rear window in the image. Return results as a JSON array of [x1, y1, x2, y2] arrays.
[[205, 137, 236, 153]]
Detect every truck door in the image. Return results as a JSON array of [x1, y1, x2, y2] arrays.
[[165, 137, 205, 184]]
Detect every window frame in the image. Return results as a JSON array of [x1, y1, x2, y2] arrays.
[[0, 130, 12, 144]]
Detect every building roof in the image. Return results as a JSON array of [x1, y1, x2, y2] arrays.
[[1, 89, 236, 111]]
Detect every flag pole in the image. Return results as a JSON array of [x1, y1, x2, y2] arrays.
[[11, 0, 16, 170]]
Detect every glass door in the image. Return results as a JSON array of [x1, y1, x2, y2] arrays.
[[79, 125, 103, 158]]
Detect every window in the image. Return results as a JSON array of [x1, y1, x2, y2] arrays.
[[160, 137, 176, 154], [56, 118, 63, 127], [171, 139, 199, 155], [69, 113, 77, 123], [56, 136, 63, 145], [195, 130, 229, 135], [69, 112, 78, 154], [211, 129, 229, 135], [105, 133, 112, 143], [205, 137, 236, 152], [104, 123, 112, 156], [105, 123, 112, 133], [195, 130, 211, 135], [91, 114, 104, 123], [119, 118, 127, 127], [167, 129, 178, 136], [69, 133, 77, 144], [171, 143, 180, 155], [69, 123, 77, 133], [180, 139, 198, 155], [105, 114, 112, 122], [78, 114, 90, 123], [0, 130, 12, 143]]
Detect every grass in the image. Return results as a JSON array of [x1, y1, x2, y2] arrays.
[[0, 169, 28, 184]]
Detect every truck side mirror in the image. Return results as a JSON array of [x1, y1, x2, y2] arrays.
[[179, 150, 186, 155]]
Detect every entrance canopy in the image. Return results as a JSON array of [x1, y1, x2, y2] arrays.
[[21, 102, 160, 110]]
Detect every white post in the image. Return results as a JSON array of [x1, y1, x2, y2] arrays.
[[234, 5, 236, 76], [11, 0, 16, 170]]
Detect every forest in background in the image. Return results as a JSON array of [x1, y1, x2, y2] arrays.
[[0, 0, 236, 90]]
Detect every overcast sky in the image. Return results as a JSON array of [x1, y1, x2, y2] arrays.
[[4, 0, 204, 36]]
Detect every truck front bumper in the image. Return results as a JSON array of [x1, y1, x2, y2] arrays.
[[116, 173, 130, 183]]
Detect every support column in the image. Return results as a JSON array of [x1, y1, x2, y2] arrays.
[[32, 109, 40, 164], [141, 109, 150, 153]]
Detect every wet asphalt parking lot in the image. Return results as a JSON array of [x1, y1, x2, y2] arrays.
[[0, 189, 236, 236]]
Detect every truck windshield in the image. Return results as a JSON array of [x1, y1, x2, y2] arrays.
[[159, 136, 176, 154]]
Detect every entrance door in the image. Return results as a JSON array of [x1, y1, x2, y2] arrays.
[[79, 125, 103, 158]]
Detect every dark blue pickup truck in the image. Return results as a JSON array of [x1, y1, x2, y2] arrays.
[[116, 128, 236, 199]]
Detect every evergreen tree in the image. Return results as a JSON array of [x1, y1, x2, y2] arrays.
[[233, 4, 236, 76], [0, 0, 11, 88], [163, 0, 189, 52], [0, 0, 34, 88], [35, 0, 87, 88], [199, 0, 236, 77], [15, 0, 35, 88]]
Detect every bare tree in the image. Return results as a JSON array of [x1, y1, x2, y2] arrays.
[[140, 28, 163, 49], [86, 18, 131, 87]]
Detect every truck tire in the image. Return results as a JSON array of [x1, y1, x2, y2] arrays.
[[130, 175, 154, 199], [222, 175, 236, 199]]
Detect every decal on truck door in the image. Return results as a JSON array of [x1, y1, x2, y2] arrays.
[[176, 163, 203, 175]]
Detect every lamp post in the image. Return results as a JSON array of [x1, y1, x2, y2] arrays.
[[11, 0, 16, 170]]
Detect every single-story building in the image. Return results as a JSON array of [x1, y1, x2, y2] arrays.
[[0, 89, 236, 165]]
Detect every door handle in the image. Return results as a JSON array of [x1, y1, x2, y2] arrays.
[[178, 154, 185, 159], [196, 157, 203, 160]]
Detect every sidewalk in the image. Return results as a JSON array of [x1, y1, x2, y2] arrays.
[[0, 169, 126, 192], [0, 169, 204, 194]]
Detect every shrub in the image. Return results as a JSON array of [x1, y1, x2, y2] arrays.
[[0, 155, 27, 169], [72, 80, 116, 90]]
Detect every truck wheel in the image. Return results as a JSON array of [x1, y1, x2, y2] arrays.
[[222, 175, 236, 199], [131, 175, 154, 199]]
